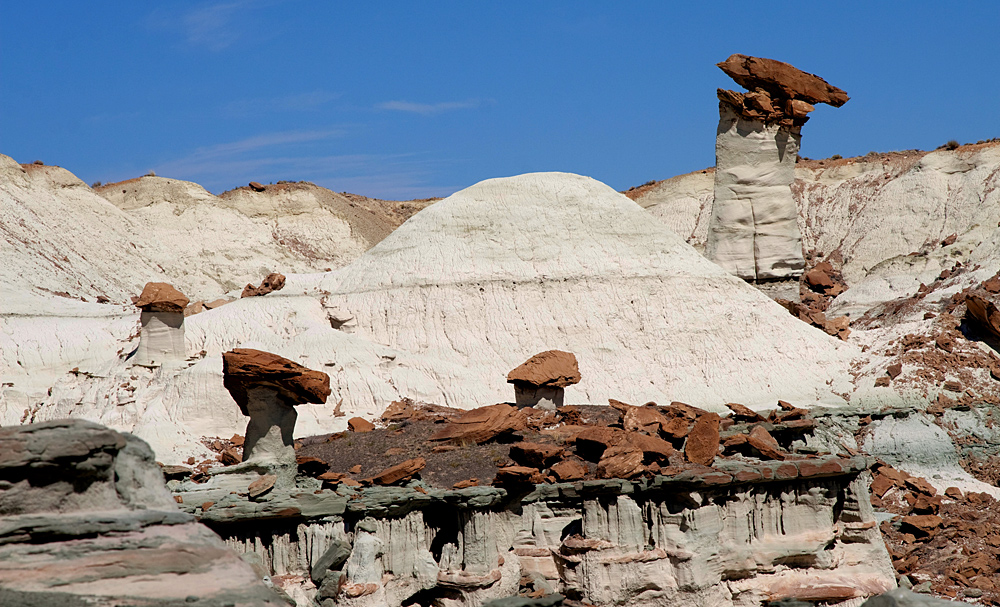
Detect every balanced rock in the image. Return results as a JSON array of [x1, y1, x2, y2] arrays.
[[135, 281, 189, 312], [507, 350, 581, 409], [222, 348, 330, 470]]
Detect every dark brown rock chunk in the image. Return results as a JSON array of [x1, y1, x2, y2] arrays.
[[684, 413, 720, 466], [747, 425, 785, 461], [494, 465, 546, 486], [509, 442, 563, 469], [506, 350, 581, 388], [966, 290, 1000, 340], [348, 417, 375, 433], [248, 474, 276, 498], [222, 348, 331, 414], [135, 282, 189, 313], [725, 402, 765, 422], [550, 459, 587, 482], [249, 181, 266, 192], [371, 457, 425, 485], [597, 444, 645, 479]]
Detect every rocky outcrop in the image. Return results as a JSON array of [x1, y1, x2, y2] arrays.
[[176, 453, 893, 606], [707, 54, 848, 281], [507, 350, 581, 409], [0, 419, 284, 606], [132, 281, 189, 367]]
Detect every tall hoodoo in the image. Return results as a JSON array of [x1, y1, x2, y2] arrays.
[[707, 54, 848, 281], [132, 281, 189, 367]]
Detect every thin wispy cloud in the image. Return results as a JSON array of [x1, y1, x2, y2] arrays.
[[164, 129, 344, 168], [224, 92, 342, 117], [376, 99, 489, 116], [152, 129, 457, 199], [147, 0, 278, 51]]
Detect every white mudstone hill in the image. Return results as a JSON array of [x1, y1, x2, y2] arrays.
[[312, 171, 856, 411]]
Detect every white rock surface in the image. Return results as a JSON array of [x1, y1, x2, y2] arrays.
[[707, 104, 805, 280]]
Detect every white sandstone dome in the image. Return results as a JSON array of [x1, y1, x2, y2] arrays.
[[323, 172, 856, 410]]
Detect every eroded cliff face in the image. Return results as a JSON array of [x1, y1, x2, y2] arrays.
[[178, 457, 893, 607]]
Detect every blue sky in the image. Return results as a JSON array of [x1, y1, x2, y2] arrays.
[[2, 2, 998, 199]]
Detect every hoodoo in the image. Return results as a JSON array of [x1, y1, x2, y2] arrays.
[[132, 281, 189, 367], [707, 54, 849, 281], [221, 348, 331, 473], [507, 350, 581, 409]]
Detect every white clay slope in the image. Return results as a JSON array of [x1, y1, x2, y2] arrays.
[[97, 177, 395, 297], [317, 172, 857, 410]]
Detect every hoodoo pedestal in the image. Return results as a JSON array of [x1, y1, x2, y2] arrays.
[[706, 54, 849, 281], [132, 281, 189, 367]]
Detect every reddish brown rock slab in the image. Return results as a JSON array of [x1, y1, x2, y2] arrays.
[[622, 405, 670, 435], [717, 54, 850, 107], [248, 474, 276, 499], [797, 459, 846, 478], [905, 475, 938, 496], [135, 282, 189, 313], [725, 402, 765, 422], [684, 413, 720, 466], [874, 377, 891, 387], [348, 417, 375, 433], [660, 416, 693, 439], [506, 350, 581, 388], [429, 403, 526, 444], [249, 181, 266, 192], [453, 479, 479, 489], [597, 445, 645, 479], [901, 514, 943, 536], [626, 432, 674, 463], [241, 272, 286, 298], [871, 474, 895, 498], [945, 486, 964, 500], [550, 459, 587, 482], [509, 442, 564, 469], [381, 399, 463, 423], [747, 425, 786, 461], [494, 465, 546, 486], [371, 457, 425, 485], [574, 426, 626, 460], [222, 348, 331, 414], [887, 362, 903, 379], [665, 401, 710, 421]]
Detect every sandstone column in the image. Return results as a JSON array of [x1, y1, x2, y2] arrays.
[[706, 54, 849, 281]]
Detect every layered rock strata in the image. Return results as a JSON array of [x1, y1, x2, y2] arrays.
[[132, 281, 189, 367], [707, 54, 848, 281], [0, 419, 284, 606], [176, 454, 893, 606]]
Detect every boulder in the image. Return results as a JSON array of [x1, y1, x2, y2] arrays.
[[0, 420, 282, 605], [132, 282, 189, 367], [747, 425, 785, 460], [371, 457, 425, 485], [348, 416, 376, 433], [429, 404, 527, 444]]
